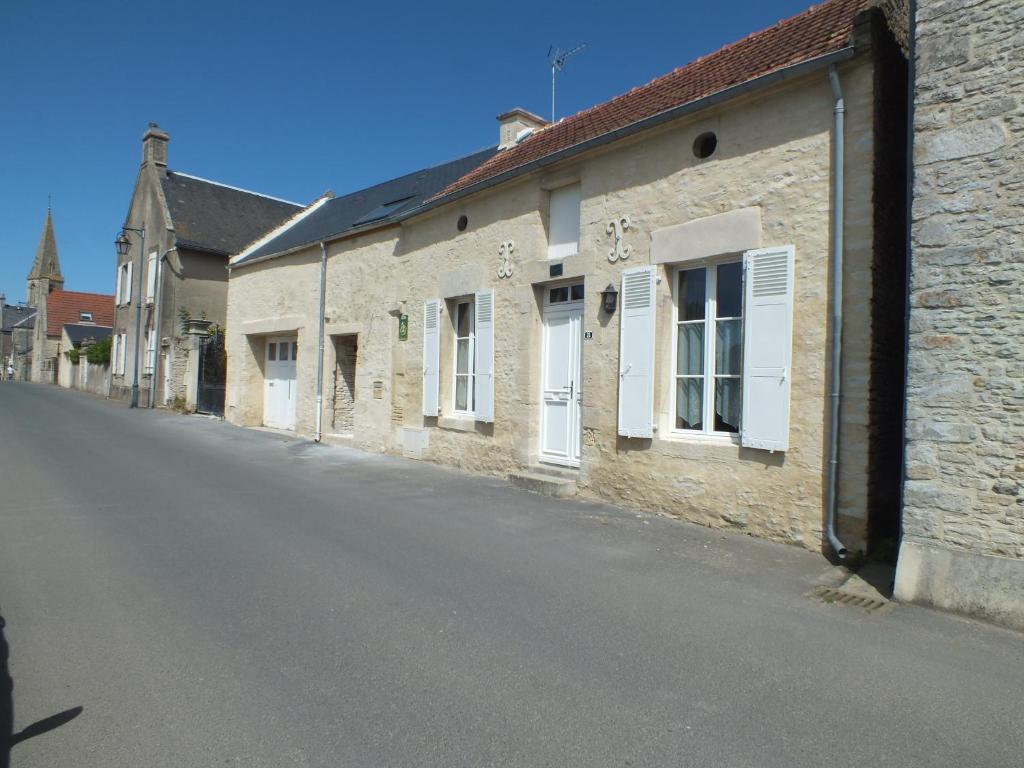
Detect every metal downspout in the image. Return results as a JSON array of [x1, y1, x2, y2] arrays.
[[314, 241, 327, 442], [826, 64, 848, 559]]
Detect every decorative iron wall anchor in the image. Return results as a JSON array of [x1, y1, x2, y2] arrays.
[[606, 216, 632, 263], [497, 240, 515, 278]]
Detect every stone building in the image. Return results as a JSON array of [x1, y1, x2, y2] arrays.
[[1, 295, 35, 379], [226, 0, 909, 559], [112, 124, 302, 409], [894, 0, 1024, 629]]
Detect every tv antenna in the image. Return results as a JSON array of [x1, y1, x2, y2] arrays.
[[548, 43, 587, 122]]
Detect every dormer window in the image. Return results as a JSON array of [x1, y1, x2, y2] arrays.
[[80, 311, 93, 322]]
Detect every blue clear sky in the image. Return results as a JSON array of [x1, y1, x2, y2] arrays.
[[0, 0, 814, 302]]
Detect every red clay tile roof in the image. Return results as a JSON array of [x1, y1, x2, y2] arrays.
[[46, 290, 115, 336], [438, 0, 869, 199]]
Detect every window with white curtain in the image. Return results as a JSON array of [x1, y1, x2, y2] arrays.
[[452, 299, 475, 415], [674, 262, 743, 435]]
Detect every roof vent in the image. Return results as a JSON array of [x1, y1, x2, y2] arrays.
[[497, 108, 547, 150]]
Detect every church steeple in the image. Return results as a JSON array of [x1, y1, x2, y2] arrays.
[[27, 207, 63, 306]]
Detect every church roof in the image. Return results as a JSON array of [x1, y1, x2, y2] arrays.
[[28, 209, 62, 281]]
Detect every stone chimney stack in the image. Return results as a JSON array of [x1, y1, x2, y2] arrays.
[[497, 108, 547, 150], [142, 122, 169, 168]]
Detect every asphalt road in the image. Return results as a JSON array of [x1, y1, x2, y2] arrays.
[[0, 384, 1021, 767]]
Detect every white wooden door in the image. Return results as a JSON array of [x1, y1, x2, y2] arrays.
[[540, 283, 584, 466], [264, 336, 298, 430]]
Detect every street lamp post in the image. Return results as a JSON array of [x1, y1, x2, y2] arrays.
[[115, 227, 145, 408]]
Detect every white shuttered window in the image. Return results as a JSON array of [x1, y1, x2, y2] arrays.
[[115, 265, 123, 306], [422, 299, 441, 416], [124, 262, 133, 305], [145, 329, 156, 374], [617, 265, 657, 438], [548, 183, 581, 259], [473, 289, 495, 422], [741, 245, 795, 451], [118, 333, 128, 375], [145, 252, 157, 303]]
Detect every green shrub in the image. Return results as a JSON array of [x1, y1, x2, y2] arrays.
[[86, 335, 112, 365]]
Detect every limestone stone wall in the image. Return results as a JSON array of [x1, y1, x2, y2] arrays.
[[895, 0, 1024, 627], [226, 53, 893, 554]]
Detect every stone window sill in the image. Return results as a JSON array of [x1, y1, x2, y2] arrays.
[[438, 415, 477, 432]]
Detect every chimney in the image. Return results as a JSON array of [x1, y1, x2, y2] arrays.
[[142, 122, 169, 168], [497, 108, 547, 150]]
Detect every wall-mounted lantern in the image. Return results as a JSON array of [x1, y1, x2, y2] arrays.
[[600, 283, 619, 314], [114, 232, 131, 257]]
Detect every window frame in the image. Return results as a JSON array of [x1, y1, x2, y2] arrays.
[[451, 298, 476, 417], [670, 259, 744, 441]]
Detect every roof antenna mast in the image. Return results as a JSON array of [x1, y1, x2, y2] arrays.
[[549, 42, 587, 122]]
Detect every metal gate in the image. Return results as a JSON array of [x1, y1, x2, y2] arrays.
[[197, 330, 226, 416]]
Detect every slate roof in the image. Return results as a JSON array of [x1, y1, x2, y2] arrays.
[[45, 290, 115, 336], [232, 146, 498, 266], [2, 304, 36, 332], [161, 172, 304, 256], [63, 323, 112, 347], [438, 0, 870, 198]]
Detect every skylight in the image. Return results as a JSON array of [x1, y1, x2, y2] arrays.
[[352, 196, 416, 227]]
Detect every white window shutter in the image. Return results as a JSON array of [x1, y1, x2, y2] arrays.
[[146, 252, 157, 303], [119, 333, 128, 375], [618, 265, 657, 438], [422, 299, 441, 416], [125, 262, 133, 304], [115, 266, 123, 305], [111, 334, 119, 372], [473, 289, 495, 422], [741, 245, 795, 451], [145, 330, 156, 373], [548, 183, 581, 259]]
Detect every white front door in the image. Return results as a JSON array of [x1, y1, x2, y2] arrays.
[[540, 283, 584, 467], [264, 336, 298, 430]]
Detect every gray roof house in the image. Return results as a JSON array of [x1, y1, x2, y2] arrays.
[[113, 123, 303, 409], [1, 296, 36, 378], [233, 146, 498, 266]]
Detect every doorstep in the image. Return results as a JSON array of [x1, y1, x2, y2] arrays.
[[508, 464, 578, 499]]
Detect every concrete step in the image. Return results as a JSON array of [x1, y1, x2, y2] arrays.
[[527, 463, 579, 480], [508, 470, 578, 499]]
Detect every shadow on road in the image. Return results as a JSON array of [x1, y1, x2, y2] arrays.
[[0, 611, 83, 768]]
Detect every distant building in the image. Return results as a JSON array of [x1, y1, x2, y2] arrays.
[[0, 294, 36, 380], [24, 208, 115, 384], [112, 124, 303, 410]]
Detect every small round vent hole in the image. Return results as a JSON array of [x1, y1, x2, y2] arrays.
[[693, 132, 718, 159], [456, 215, 468, 232]]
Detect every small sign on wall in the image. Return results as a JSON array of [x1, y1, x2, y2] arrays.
[[398, 314, 408, 341]]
